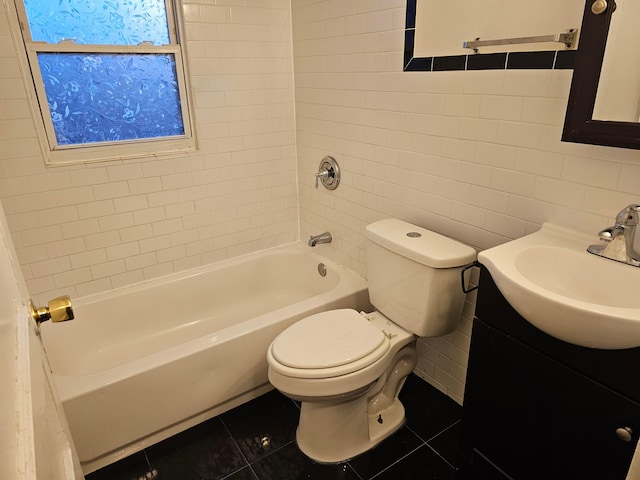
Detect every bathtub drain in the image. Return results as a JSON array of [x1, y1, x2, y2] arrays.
[[317, 263, 327, 277]]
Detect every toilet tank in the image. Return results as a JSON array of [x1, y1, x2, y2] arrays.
[[364, 219, 476, 337]]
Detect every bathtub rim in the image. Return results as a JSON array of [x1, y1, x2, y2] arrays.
[[70, 241, 344, 307]]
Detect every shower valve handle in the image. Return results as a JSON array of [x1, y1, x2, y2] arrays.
[[315, 169, 329, 189], [314, 156, 340, 190]]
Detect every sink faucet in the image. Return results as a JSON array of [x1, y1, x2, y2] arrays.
[[587, 204, 640, 267], [308, 232, 332, 247]]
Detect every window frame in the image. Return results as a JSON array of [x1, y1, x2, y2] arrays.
[[13, 0, 197, 166]]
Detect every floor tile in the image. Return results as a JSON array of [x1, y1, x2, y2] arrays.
[[427, 421, 463, 469], [223, 466, 259, 480], [348, 425, 423, 479], [400, 375, 462, 441], [251, 442, 360, 480], [371, 444, 456, 480], [220, 389, 300, 463], [146, 417, 246, 480], [453, 454, 509, 480], [85, 451, 154, 480]]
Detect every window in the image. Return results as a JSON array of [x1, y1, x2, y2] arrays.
[[15, 0, 195, 164]]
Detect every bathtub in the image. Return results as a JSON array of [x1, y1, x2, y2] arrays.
[[39, 243, 371, 474]]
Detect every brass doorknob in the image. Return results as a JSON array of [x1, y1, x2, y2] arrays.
[[616, 426, 633, 442], [591, 0, 608, 14], [29, 295, 74, 325]]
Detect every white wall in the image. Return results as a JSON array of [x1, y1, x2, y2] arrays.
[[0, 0, 298, 307], [292, 0, 640, 403]]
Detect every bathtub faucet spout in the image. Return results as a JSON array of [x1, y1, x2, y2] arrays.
[[308, 232, 332, 247]]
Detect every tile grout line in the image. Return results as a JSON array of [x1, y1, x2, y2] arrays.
[[219, 416, 257, 479], [425, 419, 463, 471], [405, 417, 461, 444], [245, 439, 299, 476], [141, 449, 155, 478], [368, 443, 427, 480], [427, 418, 462, 443]]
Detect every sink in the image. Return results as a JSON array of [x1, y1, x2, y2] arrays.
[[478, 223, 640, 349]]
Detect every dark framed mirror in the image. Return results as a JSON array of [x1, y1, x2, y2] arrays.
[[562, 0, 640, 150], [403, 0, 580, 72]]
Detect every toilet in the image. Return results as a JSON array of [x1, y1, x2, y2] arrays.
[[267, 218, 476, 463]]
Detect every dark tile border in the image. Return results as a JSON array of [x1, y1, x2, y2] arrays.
[[554, 49, 577, 69], [404, 0, 576, 72], [433, 55, 466, 72], [506, 51, 555, 69], [467, 53, 507, 71]]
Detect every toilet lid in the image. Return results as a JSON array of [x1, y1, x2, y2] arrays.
[[271, 309, 388, 370]]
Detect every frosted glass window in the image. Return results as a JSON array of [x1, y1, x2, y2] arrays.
[[23, 0, 170, 45], [14, 0, 194, 164], [38, 53, 184, 145]]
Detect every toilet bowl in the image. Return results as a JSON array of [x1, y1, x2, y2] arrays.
[[267, 219, 476, 463], [268, 309, 417, 462]]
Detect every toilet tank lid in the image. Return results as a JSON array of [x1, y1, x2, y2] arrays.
[[365, 219, 476, 268]]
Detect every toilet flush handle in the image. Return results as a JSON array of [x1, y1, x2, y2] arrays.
[[461, 261, 480, 294]]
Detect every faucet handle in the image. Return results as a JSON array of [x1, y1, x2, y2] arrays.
[[314, 156, 340, 190], [315, 170, 329, 189], [598, 227, 614, 242], [615, 204, 640, 226]]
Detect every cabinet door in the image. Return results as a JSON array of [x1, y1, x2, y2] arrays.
[[464, 320, 640, 480]]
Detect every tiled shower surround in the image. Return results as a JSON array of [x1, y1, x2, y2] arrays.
[[1, 0, 640, 405]]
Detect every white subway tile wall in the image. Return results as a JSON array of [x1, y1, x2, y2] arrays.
[[1, 0, 640, 404], [292, 1, 640, 403], [0, 0, 298, 304]]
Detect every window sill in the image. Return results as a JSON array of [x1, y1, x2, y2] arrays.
[[43, 136, 197, 167]]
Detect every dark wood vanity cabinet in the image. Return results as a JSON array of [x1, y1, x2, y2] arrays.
[[459, 267, 640, 480]]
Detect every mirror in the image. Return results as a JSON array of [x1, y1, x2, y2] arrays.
[[592, 0, 640, 122], [404, 0, 583, 72], [563, 0, 640, 149]]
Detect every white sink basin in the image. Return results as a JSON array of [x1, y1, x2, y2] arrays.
[[478, 223, 640, 349]]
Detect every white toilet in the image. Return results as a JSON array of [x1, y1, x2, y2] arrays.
[[267, 218, 476, 463]]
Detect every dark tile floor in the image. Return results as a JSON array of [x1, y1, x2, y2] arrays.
[[86, 374, 473, 480]]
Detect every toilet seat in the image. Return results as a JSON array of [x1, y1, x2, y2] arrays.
[[269, 309, 390, 379]]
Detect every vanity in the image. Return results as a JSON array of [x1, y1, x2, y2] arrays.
[[459, 221, 640, 479]]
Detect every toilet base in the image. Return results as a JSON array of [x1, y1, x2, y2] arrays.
[[296, 391, 406, 463], [295, 344, 417, 463], [368, 397, 406, 446]]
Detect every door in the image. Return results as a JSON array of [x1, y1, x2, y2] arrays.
[[0, 205, 83, 479]]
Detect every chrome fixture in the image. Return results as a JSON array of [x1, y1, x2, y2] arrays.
[[317, 263, 327, 277], [308, 232, 332, 247], [463, 29, 578, 53], [587, 204, 640, 267], [315, 156, 340, 190], [29, 295, 74, 326]]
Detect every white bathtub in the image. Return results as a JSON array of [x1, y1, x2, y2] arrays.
[[39, 243, 371, 474]]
